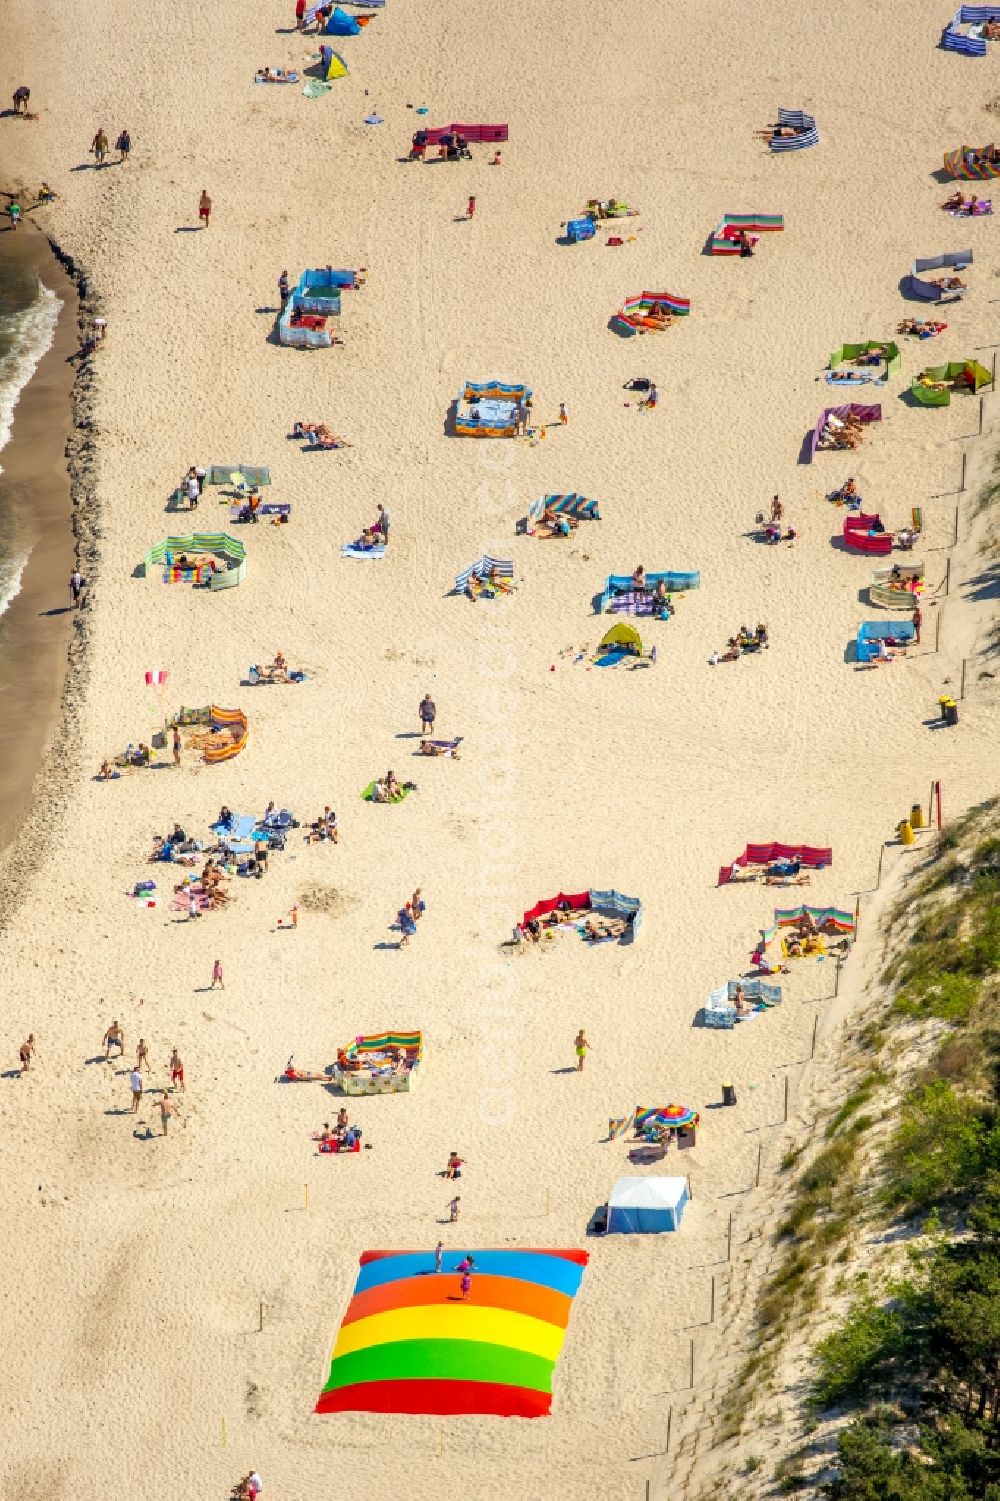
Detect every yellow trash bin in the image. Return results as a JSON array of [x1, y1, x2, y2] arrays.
[[898, 820, 915, 846], [911, 802, 924, 831]]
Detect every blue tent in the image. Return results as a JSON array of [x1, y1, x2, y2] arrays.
[[324, 6, 361, 34], [606, 1176, 689, 1233]]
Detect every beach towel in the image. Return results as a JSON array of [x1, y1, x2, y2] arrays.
[[361, 782, 413, 803], [303, 80, 333, 99], [342, 543, 386, 559], [594, 649, 631, 667]]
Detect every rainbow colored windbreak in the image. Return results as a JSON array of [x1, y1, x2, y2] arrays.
[[620, 290, 691, 318], [760, 904, 856, 947], [316, 1248, 588, 1418]]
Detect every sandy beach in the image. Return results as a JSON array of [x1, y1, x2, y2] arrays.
[[0, 1, 997, 1496]]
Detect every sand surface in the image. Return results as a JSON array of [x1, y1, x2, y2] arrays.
[[0, 1, 997, 1497]]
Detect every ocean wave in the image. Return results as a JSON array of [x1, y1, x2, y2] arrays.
[[0, 545, 31, 622], [0, 281, 63, 465]]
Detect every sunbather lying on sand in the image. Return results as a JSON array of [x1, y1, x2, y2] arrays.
[[488, 565, 514, 593], [943, 190, 969, 212], [930, 275, 966, 290], [540, 505, 577, 536], [898, 319, 947, 338], [292, 421, 351, 447], [418, 740, 461, 758]]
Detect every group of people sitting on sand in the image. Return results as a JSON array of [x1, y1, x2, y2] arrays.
[[251, 650, 299, 684], [150, 824, 201, 864], [291, 420, 351, 448], [712, 623, 769, 663], [335, 1044, 414, 1078], [467, 565, 514, 600], [897, 318, 947, 339], [929, 274, 966, 292], [942, 190, 991, 216], [818, 411, 868, 450], [255, 65, 298, 83], [351, 504, 390, 553], [915, 365, 977, 393], [828, 344, 889, 381], [306, 806, 338, 843], [318, 1109, 360, 1151], [518, 901, 631, 945], [371, 769, 415, 802]]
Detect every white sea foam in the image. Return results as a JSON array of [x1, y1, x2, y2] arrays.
[[0, 280, 63, 622], [0, 281, 62, 463]]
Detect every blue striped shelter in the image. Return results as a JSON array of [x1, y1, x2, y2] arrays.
[[942, 5, 1000, 54], [528, 494, 601, 524], [455, 557, 514, 592], [769, 109, 819, 151], [590, 888, 643, 935]]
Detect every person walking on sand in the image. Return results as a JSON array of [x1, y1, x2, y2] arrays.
[[419, 693, 436, 735], [115, 129, 132, 162], [460, 1270, 473, 1301], [412, 888, 425, 920], [187, 889, 200, 922], [18, 1034, 36, 1074], [558, 402, 568, 425], [7, 201, 21, 230], [449, 1195, 461, 1222], [103, 1020, 125, 1059], [198, 189, 212, 228], [158, 1091, 178, 1136], [169, 1047, 185, 1091], [129, 1068, 144, 1113], [91, 128, 109, 164], [13, 86, 30, 116], [69, 570, 85, 607], [466, 195, 476, 220], [135, 1038, 150, 1072], [574, 1029, 591, 1072], [434, 1240, 444, 1272], [287, 905, 299, 930], [912, 604, 922, 645], [172, 726, 182, 767], [770, 495, 783, 524], [211, 958, 224, 989], [278, 270, 290, 306]]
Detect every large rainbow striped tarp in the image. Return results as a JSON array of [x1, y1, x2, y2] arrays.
[[759, 904, 856, 947], [316, 1248, 588, 1418]]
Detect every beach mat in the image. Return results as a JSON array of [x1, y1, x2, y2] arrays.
[[361, 781, 413, 804], [342, 544, 386, 560]]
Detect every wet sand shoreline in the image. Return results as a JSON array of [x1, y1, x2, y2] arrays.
[[0, 222, 81, 859]]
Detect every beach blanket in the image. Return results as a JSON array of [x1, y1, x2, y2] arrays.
[[315, 1248, 588, 1418], [342, 543, 386, 559], [303, 80, 333, 99], [170, 886, 213, 914], [212, 813, 255, 841], [361, 782, 413, 803], [255, 72, 299, 83]]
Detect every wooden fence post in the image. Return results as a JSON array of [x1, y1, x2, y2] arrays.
[[960, 659, 967, 700], [727, 1211, 733, 1262], [783, 1074, 789, 1123], [710, 1274, 716, 1324], [756, 1141, 763, 1187], [811, 1015, 819, 1058]]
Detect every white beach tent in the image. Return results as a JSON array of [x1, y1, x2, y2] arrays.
[[606, 1176, 689, 1234]]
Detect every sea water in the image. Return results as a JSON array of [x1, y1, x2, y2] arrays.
[[0, 254, 63, 623]]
